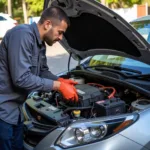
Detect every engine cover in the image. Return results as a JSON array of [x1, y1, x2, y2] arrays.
[[75, 84, 105, 107]]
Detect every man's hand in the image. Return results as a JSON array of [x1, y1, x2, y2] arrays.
[[53, 81, 78, 102], [59, 82, 78, 102], [58, 78, 78, 85]]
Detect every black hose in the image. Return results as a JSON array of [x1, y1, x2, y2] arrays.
[[68, 52, 72, 72]]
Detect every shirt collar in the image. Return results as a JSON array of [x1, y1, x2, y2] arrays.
[[31, 22, 42, 45]]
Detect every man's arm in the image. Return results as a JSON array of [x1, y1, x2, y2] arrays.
[[7, 29, 59, 92]]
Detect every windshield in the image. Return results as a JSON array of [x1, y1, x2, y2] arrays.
[[88, 55, 150, 74], [130, 19, 150, 43]]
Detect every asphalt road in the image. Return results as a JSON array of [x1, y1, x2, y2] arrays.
[[46, 42, 78, 75]]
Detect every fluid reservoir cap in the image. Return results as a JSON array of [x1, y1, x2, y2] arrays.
[[73, 110, 81, 117], [69, 77, 85, 84]]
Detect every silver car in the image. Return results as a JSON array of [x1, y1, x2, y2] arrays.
[[23, 0, 150, 150]]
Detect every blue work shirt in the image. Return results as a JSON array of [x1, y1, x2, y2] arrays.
[[0, 22, 58, 125]]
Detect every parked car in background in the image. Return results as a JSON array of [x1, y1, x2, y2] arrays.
[[130, 15, 150, 43], [0, 13, 18, 38]]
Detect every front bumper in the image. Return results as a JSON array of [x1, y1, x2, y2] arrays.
[[23, 109, 147, 150]]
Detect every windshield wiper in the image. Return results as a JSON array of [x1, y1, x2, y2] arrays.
[[84, 65, 142, 75]]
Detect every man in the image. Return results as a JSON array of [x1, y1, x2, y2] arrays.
[[0, 6, 78, 150]]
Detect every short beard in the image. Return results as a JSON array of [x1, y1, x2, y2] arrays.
[[43, 29, 54, 46]]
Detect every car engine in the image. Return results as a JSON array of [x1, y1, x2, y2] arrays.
[[24, 77, 128, 127]]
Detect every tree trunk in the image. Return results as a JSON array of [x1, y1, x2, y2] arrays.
[[101, 0, 106, 5], [22, 0, 28, 23], [7, 0, 12, 16]]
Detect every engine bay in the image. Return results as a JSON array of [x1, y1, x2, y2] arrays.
[[24, 73, 150, 127]]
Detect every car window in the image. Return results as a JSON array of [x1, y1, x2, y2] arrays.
[[3, 14, 15, 22], [0, 16, 6, 21], [131, 20, 150, 43], [88, 55, 150, 74]]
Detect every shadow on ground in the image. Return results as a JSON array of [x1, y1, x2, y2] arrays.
[[47, 53, 78, 75]]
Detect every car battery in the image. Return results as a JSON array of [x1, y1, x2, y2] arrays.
[[75, 84, 105, 107], [94, 98, 125, 116]]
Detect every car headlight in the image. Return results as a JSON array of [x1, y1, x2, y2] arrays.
[[56, 113, 138, 148]]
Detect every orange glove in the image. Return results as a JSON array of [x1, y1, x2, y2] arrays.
[[58, 78, 78, 85], [59, 82, 78, 102]]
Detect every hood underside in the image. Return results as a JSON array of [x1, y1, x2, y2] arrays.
[[44, 0, 150, 64]]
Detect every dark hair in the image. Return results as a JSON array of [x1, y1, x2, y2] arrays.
[[39, 6, 70, 26]]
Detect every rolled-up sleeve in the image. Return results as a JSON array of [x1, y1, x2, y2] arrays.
[[7, 30, 54, 92]]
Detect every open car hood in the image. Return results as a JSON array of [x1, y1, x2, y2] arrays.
[[44, 0, 150, 64]]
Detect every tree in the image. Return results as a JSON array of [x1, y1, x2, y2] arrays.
[[0, 0, 7, 13], [142, 0, 150, 6], [26, 0, 44, 16], [106, 0, 142, 8], [12, 0, 24, 23], [98, 0, 143, 8]]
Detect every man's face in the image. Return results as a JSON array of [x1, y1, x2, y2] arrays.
[[43, 20, 68, 46]]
